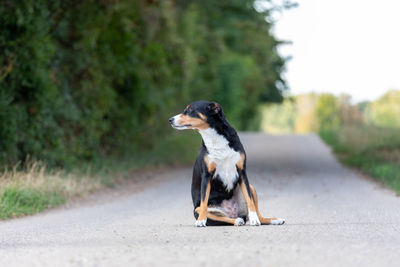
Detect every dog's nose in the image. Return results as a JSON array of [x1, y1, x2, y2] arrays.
[[169, 117, 174, 124]]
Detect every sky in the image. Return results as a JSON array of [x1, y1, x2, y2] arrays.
[[271, 0, 400, 103]]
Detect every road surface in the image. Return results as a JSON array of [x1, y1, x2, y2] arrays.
[[1, 133, 400, 267]]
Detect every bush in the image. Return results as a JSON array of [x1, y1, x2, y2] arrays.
[[370, 90, 400, 127], [0, 0, 287, 168], [320, 126, 400, 194]]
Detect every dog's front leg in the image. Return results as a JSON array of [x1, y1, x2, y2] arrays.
[[239, 170, 261, 226], [195, 156, 215, 227], [195, 172, 211, 227]]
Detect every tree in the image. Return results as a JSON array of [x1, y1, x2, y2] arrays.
[[370, 90, 400, 128], [316, 94, 341, 131], [0, 0, 289, 166]]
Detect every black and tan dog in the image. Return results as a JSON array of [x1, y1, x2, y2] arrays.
[[169, 100, 285, 227]]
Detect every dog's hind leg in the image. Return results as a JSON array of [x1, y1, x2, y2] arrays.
[[207, 213, 245, 226], [195, 207, 245, 226], [249, 184, 285, 225], [239, 177, 261, 226]]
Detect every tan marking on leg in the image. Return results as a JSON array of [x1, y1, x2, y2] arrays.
[[236, 153, 245, 170], [196, 156, 215, 223], [195, 207, 241, 226], [249, 184, 278, 225], [240, 180, 256, 212], [207, 213, 237, 225], [197, 181, 211, 221], [204, 155, 216, 172]]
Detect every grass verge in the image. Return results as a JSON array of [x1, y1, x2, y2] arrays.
[[320, 125, 400, 195], [0, 131, 200, 219]]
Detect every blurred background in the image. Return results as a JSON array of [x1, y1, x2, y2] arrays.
[[0, 0, 293, 169], [262, 0, 400, 134], [261, 0, 400, 194], [0, 0, 399, 218]]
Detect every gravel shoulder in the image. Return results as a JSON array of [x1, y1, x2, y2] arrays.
[[1, 133, 400, 267]]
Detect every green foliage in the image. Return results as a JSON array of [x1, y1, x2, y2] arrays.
[[261, 98, 296, 134], [261, 91, 399, 134], [0, 0, 287, 168], [370, 164, 400, 194], [315, 94, 341, 131], [0, 188, 65, 219], [319, 129, 349, 154], [261, 93, 322, 134], [370, 90, 400, 127], [320, 126, 400, 194]]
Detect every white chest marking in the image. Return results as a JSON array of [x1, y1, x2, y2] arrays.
[[199, 128, 241, 191]]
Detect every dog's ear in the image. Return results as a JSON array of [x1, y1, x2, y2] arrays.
[[207, 102, 221, 114], [207, 102, 226, 120]]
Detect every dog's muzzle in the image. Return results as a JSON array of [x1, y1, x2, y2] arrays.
[[169, 115, 189, 130]]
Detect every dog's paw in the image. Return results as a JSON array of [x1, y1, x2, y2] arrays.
[[248, 211, 261, 226], [234, 217, 245, 226], [194, 219, 207, 227], [270, 218, 285, 225]]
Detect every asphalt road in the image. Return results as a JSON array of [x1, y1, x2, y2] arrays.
[[1, 133, 400, 267]]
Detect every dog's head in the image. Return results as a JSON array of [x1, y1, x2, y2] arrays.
[[169, 100, 225, 131]]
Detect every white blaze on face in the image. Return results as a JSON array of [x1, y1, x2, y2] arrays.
[[199, 128, 241, 191]]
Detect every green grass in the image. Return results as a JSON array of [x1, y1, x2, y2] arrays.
[[320, 126, 400, 194], [0, 131, 200, 219], [0, 188, 65, 219]]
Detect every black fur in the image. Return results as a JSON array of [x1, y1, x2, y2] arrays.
[[170, 100, 251, 226]]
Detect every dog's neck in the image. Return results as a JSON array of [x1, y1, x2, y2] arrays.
[[199, 128, 234, 159]]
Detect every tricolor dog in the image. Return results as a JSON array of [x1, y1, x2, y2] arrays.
[[169, 100, 285, 227]]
